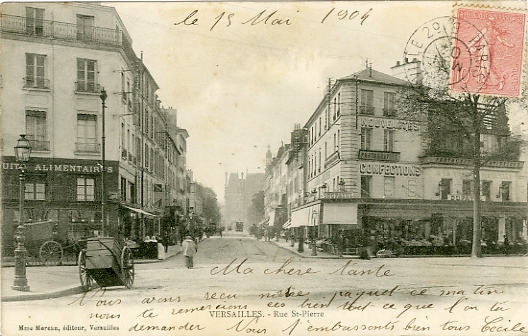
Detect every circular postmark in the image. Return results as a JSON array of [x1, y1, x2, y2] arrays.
[[403, 15, 490, 94]]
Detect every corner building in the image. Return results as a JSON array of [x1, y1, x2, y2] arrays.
[[0, 3, 189, 255], [288, 66, 527, 255]]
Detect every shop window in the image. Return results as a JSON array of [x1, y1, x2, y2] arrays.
[[482, 181, 491, 201], [361, 175, 371, 198], [384, 176, 395, 197]]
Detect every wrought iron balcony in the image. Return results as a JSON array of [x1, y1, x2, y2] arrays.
[[24, 77, 50, 90], [75, 81, 100, 93], [1, 14, 121, 46], [383, 108, 397, 117], [359, 106, 375, 115], [29, 139, 50, 151], [75, 142, 100, 153]]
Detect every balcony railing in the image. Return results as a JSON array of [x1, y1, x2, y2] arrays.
[[383, 108, 397, 117], [420, 156, 524, 169], [29, 139, 50, 151], [1, 14, 121, 46], [75, 81, 100, 93], [24, 77, 50, 90], [359, 106, 375, 115], [76, 142, 100, 153]]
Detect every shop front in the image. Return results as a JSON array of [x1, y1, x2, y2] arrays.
[[1, 157, 119, 256], [359, 200, 528, 256]]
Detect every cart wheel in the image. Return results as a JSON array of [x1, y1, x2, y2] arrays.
[[78, 250, 92, 292], [39, 241, 63, 266], [121, 246, 134, 289]]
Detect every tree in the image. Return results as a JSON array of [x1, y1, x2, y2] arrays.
[[247, 190, 265, 225], [398, 20, 525, 258]]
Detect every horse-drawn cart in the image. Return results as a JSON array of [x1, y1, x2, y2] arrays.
[[24, 220, 64, 266], [78, 237, 134, 291]]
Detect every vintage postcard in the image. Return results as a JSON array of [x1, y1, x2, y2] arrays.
[[1, 1, 528, 335]]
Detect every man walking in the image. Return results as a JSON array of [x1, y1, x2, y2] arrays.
[[182, 235, 197, 268]]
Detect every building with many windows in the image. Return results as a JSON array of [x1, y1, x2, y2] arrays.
[[273, 65, 527, 255], [0, 3, 189, 255]]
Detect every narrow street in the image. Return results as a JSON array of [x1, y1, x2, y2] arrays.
[[4, 233, 528, 336]]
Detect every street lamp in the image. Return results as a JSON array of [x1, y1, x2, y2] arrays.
[[100, 88, 107, 236], [12, 134, 31, 291], [311, 209, 318, 256]]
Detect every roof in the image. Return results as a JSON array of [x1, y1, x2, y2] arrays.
[[340, 68, 408, 86]]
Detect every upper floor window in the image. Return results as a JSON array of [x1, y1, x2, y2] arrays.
[[26, 7, 44, 36], [384, 176, 395, 197], [77, 114, 99, 153], [500, 181, 511, 201], [463, 180, 472, 197], [384, 92, 396, 117], [77, 14, 94, 41], [361, 175, 372, 198], [440, 178, 452, 200], [360, 89, 374, 115], [361, 127, 372, 150], [482, 181, 491, 201], [76, 59, 97, 92], [26, 110, 48, 151], [77, 177, 95, 201], [25, 54, 48, 89], [384, 129, 395, 152]]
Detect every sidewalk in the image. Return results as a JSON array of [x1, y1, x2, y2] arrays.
[[1, 244, 182, 302], [271, 239, 359, 259]]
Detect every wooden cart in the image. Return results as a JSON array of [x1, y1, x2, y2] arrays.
[[77, 237, 134, 291], [24, 220, 64, 266]]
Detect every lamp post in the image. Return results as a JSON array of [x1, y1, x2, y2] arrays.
[[311, 209, 318, 256], [100, 88, 107, 236], [12, 134, 31, 291]]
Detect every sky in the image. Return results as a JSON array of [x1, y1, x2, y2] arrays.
[[108, 1, 527, 200]]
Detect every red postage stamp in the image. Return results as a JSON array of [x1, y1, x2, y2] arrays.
[[451, 8, 526, 97]]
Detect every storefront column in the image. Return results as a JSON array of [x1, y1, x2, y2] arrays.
[[523, 219, 527, 241], [498, 217, 506, 242]]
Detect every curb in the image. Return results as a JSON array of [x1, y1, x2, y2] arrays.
[[2, 250, 183, 302], [270, 241, 358, 259], [2, 285, 85, 302]]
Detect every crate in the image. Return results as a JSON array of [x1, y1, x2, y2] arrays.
[[85, 237, 122, 269]]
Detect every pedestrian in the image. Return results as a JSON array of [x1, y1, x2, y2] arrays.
[[503, 235, 510, 256], [182, 235, 197, 268]]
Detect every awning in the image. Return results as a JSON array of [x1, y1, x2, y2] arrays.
[[322, 203, 359, 226], [282, 221, 291, 229], [269, 212, 276, 227], [258, 218, 269, 226], [121, 204, 157, 217], [291, 204, 320, 227]]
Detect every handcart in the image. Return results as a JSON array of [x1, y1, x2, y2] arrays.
[[77, 237, 134, 291]]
